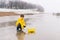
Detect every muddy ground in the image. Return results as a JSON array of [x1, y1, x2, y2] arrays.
[[0, 12, 19, 16]]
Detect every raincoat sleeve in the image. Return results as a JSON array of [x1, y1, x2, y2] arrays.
[[23, 19, 26, 27]]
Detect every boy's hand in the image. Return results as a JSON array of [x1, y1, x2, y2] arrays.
[[24, 26, 26, 28]]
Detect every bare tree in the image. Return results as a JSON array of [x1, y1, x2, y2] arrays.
[[0, 0, 44, 12]]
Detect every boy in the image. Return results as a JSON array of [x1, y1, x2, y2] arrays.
[[16, 14, 26, 31]]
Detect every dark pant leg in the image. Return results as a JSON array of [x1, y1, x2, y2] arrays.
[[19, 25, 22, 31], [17, 23, 22, 31], [17, 26, 19, 31]]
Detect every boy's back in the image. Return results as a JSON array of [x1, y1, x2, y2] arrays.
[[16, 17, 26, 29]]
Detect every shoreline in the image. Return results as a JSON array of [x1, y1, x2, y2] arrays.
[[0, 12, 34, 17]]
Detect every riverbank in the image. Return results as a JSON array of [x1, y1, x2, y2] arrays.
[[0, 12, 19, 16]]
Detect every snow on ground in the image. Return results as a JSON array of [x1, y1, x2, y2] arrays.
[[0, 8, 40, 14]]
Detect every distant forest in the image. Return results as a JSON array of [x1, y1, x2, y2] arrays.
[[0, 0, 44, 12]]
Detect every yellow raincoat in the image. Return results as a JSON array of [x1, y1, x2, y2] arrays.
[[16, 17, 26, 29]]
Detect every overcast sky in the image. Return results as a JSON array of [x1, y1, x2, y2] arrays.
[[22, 0, 60, 13]]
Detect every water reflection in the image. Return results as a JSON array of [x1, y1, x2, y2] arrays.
[[16, 31, 26, 40]]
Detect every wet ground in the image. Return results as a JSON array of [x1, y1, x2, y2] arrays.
[[0, 13, 60, 40]]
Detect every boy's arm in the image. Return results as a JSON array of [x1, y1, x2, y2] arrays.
[[23, 20, 26, 27]]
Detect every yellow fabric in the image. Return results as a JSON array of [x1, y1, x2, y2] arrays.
[[16, 17, 26, 29], [28, 28, 35, 33]]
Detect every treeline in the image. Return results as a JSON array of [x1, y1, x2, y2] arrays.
[[0, 1, 44, 12]]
